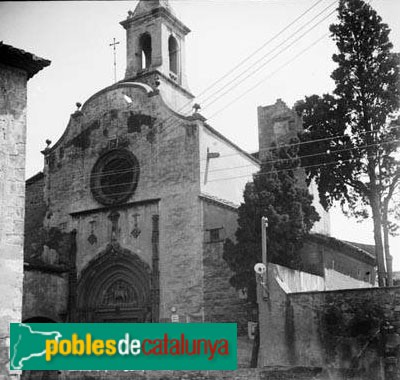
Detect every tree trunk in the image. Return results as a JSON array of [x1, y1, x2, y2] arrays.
[[383, 215, 393, 286], [371, 195, 386, 286], [381, 174, 399, 287]]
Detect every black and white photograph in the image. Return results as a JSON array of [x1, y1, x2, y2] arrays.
[[1, 0, 400, 379]]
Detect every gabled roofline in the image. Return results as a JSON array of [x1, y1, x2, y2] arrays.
[[26, 172, 44, 186], [202, 122, 261, 166], [199, 193, 239, 211], [44, 80, 195, 155]]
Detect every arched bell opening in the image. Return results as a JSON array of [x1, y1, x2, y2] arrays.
[[139, 33, 152, 70], [168, 35, 179, 75]]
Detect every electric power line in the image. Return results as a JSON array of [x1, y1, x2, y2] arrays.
[[44, 138, 400, 198], [195, 0, 327, 104], [200, 0, 337, 109], [208, 151, 398, 184], [124, 0, 338, 147], [85, 133, 400, 182]]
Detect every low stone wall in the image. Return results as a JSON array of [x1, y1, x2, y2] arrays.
[[19, 367, 358, 380], [258, 266, 400, 380], [23, 269, 69, 322]]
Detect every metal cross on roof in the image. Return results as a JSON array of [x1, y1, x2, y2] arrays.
[[109, 37, 120, 83]]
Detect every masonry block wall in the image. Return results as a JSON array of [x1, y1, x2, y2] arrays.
[[22, 270, 68, 322], [258, 267, 400, 380], [257, 99, 302, 162], [24, 172, 46, 259], [202, 199, 248, 330], [22, 81, 264, 329], [257, 99, 330, 235], [28, 82, 205, 323], [0, 63, 27, 378], [0, 43, 49, 378]]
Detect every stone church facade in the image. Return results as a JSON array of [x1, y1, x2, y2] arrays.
[[23, 0, 259, 330], [23, 0, 376, 345]]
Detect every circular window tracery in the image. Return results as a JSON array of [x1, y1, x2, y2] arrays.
[[90, 149, 139, 205]]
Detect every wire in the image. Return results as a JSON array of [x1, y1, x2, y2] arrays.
[[148, 0, 329, 128], [150, 0, 379, 159], [200, 139, 400, 176], [207, 151, 396, 184], [200, 1, 337, 108], [207, 34, 329, 120], [197, 123, 400, 163], [57, 0, 339, 178], [42, 138, 400, 199], [41, 0, 397, 198], [196, 0, 327, 103], [127, 0, 337, 147], [50, 136, 400, 186]]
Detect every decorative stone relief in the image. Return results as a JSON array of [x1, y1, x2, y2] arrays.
[[87, 220, 97, 245], [101, 279, 137, 306], [130, 213, 141, 239]]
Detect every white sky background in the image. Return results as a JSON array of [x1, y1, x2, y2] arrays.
[[1, 0, 400, 269]]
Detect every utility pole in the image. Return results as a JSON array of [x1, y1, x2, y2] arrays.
[[109, 38, 120, 83], [261, 216, 268, 299]]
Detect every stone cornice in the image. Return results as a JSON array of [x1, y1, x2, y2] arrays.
[[120, 7, 190, 36]]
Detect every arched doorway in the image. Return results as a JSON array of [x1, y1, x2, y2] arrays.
[[76, 244, 152, 322]]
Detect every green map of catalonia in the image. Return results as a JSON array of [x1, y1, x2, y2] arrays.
[[11, 323, 62, 370]]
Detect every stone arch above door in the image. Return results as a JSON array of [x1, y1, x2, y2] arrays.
[[76, 243, 152, 322]]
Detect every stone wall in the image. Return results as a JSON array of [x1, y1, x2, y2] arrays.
[[24, 173, 46, 259], [33, 82, 204, 322], [201, 199, 252, 367], [22, 269, 69, 322], [257, 99, 330, 236], [0, 63, 27, 379], [258, 266, 400, 380], [202, 199, 248, 332], [22, 366, 383, 380]]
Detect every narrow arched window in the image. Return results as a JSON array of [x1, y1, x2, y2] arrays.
[[139, 33, 152, 70], [168, 35, 179, 75]]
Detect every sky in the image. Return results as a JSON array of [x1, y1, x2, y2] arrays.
[[1, 0, 400, 269]]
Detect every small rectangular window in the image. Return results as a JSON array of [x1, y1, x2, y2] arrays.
[[207, 227, 224, 243], [210, 228, 220, 243]]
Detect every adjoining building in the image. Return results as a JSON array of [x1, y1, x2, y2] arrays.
[[0, 42, 50, 379]]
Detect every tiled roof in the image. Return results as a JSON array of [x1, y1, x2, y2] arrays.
[[342, 240, 375, 258], [0, 42, 50, 79], [307, 233, 376, 265], [199, 193, 240, 211]]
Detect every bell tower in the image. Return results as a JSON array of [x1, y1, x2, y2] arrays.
[[120, 0, 194, 112]]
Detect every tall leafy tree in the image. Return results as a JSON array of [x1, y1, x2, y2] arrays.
[[295, 0, 400, 286], [223, 144, 320, 305]]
